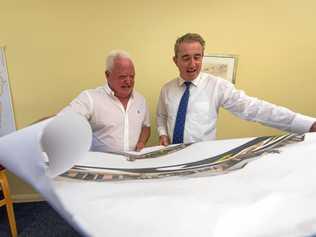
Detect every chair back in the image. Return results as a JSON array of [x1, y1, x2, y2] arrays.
[[0, 166, 18, 237]]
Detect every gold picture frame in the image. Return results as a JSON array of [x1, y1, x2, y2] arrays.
[[202, 54, 238, 84]]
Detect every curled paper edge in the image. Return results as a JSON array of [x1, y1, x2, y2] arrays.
[[40, 112, 92, 178]]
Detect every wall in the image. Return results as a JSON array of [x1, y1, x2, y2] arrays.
[[1, 0, 316, 198]]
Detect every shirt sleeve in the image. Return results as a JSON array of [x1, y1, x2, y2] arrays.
[[59, 91, 93, 120], [219, 80, 315, 133], [156, 88, 168, 136], [142, 100, 151, 127]]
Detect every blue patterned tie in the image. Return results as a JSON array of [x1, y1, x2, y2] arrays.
[[172, 81, 191, 144]]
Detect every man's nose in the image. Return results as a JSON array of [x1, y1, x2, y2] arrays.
[[189, 57, 198, 66], [125, 77, 133, 85]]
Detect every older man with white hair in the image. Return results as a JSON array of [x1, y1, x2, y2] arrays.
[[61, 50, 150, 152]]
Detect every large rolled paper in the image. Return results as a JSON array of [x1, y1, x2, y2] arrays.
[[0, 118, 50, 185], [0, 112, 93, 236], [1, 111, 316, 237], [0, 112, 92, 180], [41, 112, 92, 177]]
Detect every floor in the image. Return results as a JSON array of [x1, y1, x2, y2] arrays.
[[0, 201, 81, 237]]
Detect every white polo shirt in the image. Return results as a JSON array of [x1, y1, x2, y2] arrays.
[[157, 72, 315, 143], [61, 84, 150, 152]]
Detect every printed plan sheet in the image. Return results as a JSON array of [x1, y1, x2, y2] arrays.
[[1, 112, 316, 237]]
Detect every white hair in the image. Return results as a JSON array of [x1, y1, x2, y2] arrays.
[[105, 50, 132, 72]]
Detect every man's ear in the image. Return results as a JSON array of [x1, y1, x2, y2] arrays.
[[105, 70, 110, 79], [173, 56, 177, 65]]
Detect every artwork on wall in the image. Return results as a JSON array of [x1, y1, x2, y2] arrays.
[[202, 54, 238, 84], [0, 47, 16, 137]]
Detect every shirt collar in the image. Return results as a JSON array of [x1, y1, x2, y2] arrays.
[[177, 73, 202, 87]]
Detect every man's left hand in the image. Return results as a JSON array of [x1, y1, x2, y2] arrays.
[[135, 142, 145, 152]]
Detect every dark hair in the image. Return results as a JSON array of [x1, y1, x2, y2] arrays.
[[174, 33, 205, 57]]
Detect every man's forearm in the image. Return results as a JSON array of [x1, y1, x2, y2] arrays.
[[135, 126, 151, 151], [139, 126, 151, 144]]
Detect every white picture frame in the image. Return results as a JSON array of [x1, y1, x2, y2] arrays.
[[0, 47, 16, 136], [202, 54, 238, 84]]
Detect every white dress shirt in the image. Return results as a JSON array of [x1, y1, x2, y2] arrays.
[[157, 72, 315, 143], [61, 84, 150, 152]]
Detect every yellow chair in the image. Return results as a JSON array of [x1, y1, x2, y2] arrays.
[[0, 165, 17, 237]]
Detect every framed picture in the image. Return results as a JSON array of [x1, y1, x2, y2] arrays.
[[202, 54, 238, 84]]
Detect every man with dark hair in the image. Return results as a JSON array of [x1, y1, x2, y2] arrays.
[[157, 33, 316, 145]]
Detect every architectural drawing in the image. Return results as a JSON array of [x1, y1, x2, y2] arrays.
[[61, 133, 304, 181]]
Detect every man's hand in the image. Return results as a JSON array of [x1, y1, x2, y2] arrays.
[[310, 122, 316, 132], [159, 135, 170, 146], [135, 126, 150, 152], [135, 141, 145, 152]]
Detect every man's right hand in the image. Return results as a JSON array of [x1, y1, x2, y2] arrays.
[[159, 135, 170, 146]]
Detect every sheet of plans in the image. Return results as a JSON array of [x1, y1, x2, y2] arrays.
[[1, 112, 316, 237]]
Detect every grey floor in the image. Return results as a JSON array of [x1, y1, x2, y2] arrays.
[[0, 201, 81, 237]]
